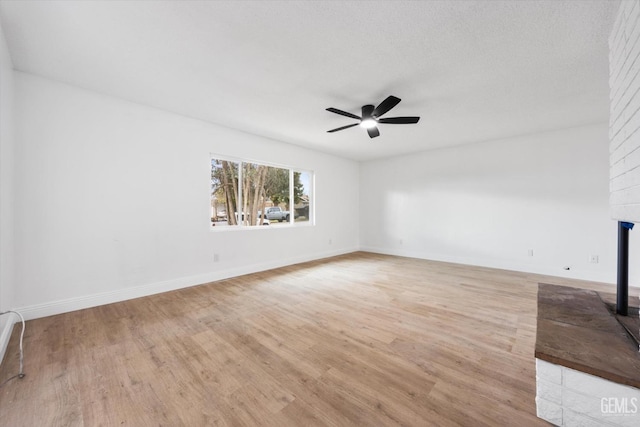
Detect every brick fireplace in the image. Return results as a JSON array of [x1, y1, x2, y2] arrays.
[[535, 284, 639, 426]]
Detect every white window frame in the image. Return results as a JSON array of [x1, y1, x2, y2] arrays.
[[210, 154, 314, 231]]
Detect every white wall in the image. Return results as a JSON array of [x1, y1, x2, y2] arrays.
[[11, 72, 359, 319], [0, 18, 15, 362], [610, 0, 640, 223], [360, 123, 637, 285]]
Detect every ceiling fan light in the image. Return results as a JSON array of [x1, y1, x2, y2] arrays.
[[360, 118, 377, 129]]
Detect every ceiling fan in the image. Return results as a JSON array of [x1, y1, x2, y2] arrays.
[[326, 95, 420, 138]]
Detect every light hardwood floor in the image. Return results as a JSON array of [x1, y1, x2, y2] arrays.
[[0, 252, 626, 426]]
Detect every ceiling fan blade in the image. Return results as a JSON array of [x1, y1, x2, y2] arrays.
[[378, 116, 420, 124], [372, 95, 401, 118], [367, 126, 380, 138], [327, 123, 359, 133], [361, 104, 375, 119], [326, 107, 361, 121]]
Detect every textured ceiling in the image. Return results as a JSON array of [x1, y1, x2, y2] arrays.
[[0, 1, 619, 161]]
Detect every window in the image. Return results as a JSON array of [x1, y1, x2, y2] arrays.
[[293, 171, 312, 224], [210, 156, 313, 228]]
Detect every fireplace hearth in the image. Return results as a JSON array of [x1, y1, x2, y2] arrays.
[[535, 283, 640, 426]]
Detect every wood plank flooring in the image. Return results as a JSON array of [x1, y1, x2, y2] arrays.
[[0, 252, 627, 426]]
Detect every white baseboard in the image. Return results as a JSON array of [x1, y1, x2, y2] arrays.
[[7, 243, 634, 326], [14, 247, 358, 321], [359, 245, 623, 287]]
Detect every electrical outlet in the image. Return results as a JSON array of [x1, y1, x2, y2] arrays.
[[328, 238, 332, 245], [213, 253, 220, 262], [527, 249, 534, 257], [589, 255, 599, 264]]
